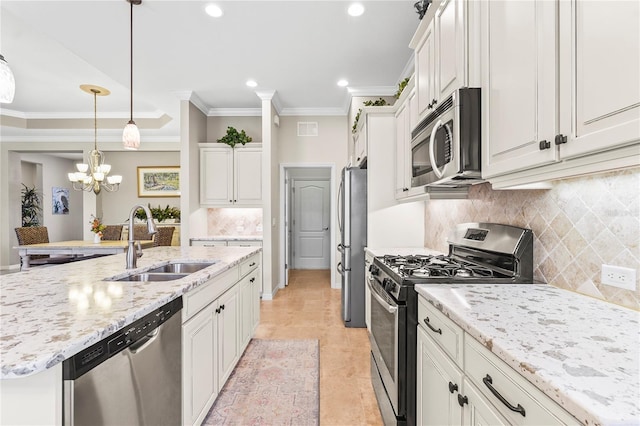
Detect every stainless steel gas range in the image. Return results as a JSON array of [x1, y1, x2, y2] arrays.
[[368, 223, 534, 426]]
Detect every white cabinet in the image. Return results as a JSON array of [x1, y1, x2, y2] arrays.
[[352, 116, 367, 166], [182, 253, 261, 426], [217, 285, 240, 388], [182, 304, 217, 426], [200, 144, 262, 206], [481, 0, 640, 186], [394, 82, 415, 200], [416, 295, 578, 426], [411, 0, 476, 124], [239, 255, 261, 349], [480, 0, 558, 178]]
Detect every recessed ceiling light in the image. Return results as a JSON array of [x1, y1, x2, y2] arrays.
[[246, 80, 258, 88], [205, 4, 223, 18], [348, 3, 365, 17], [337, 79, 349, 87]]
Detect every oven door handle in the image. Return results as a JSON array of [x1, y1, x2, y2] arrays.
[[367, 278, 397, 314]]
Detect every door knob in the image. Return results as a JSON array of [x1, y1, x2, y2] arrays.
[[323, 227, 329, 231]]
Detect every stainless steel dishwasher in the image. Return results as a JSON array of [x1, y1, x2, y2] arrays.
[[63, 297, 182, 426]]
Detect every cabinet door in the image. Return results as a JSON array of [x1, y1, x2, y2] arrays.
[[217, 285, 240, 389], [353, 120, 367, 166], [239, 274, 253, 350], [182, 305, 217, 426], [435, 0, 466, 102], [200, 147, 233, 205], [481, 0, 558, 178], [234, 148, 262, 205], [461, 378, 509, 426], [251, 268, 261, 333], [416, 19, 436, 120], [395, 102, 410, 199], [559, 0, 640, 159], [417, 326, 464, 426]]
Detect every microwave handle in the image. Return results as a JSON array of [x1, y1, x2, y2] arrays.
[[429, 119, 445, 179]]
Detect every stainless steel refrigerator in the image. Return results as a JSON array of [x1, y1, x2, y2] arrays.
[[337, 166, 367, 328]]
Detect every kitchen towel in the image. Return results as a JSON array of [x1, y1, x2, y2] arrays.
[[204, 338, 319, 425]]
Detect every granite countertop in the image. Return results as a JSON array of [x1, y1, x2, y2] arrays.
[[0, 246, 261, 379], [415, 284, 640, 425], [191, 236, 263, 241]]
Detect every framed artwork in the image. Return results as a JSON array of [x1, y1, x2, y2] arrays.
[[137, 166, 180, 197], [52, 187, 70, 214]]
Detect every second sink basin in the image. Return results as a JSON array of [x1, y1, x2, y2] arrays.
[[147, 262, 215, 274], [116, 273, 188, 282]]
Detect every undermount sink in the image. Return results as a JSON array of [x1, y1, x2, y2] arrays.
[[114, 273, 189, 282], [147, 262, 215, 274]]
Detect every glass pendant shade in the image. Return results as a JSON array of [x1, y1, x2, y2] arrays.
[[0, 54, 16, 104], [123, 121, 140, 150]]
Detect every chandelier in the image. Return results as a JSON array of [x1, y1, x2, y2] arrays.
[[68, 85, 122, 195], [0, 53, 16, 103]]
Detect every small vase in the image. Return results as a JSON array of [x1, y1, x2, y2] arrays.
[[93, 233, 101, 244]]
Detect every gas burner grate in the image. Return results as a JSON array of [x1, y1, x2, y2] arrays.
[[382, 255, 497, 279]]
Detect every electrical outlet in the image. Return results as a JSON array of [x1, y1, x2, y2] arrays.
[[601, 265, 637, 290]]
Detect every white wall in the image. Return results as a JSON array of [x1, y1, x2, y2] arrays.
[[183, 101, 208, 246], [99, 151, 180, 224], [207, 116, 262, 143]]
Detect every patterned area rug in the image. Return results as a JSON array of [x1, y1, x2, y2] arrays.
[[203, 339, 319, 425]]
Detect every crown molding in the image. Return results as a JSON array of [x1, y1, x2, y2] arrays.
[[279, 107, 346, 117], [174, 90, 209, 116], [208, 108, 262, 117], [0, 128, 180, 144], [0, 109, 165, 120]]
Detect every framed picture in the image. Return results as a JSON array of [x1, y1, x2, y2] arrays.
[[137, 166, 180, 197], [52, 187, 70, 214]]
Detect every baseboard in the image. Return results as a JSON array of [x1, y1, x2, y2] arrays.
[[261, 285, 280, 301]]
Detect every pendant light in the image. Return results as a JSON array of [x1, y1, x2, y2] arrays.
[[68, 85, 122, 195], [0, 54, 16, 104], [123, 0, 141, 150]]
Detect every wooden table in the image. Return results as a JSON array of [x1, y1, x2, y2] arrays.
[[16, 240, 154, 269]]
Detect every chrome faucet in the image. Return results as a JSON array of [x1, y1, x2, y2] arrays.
[[126, 204, 158, 269]]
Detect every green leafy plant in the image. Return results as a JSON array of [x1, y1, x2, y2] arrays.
[[217, 126, 253, 148], [352, 98, 388, 133], [21, 184, 42, 227], [394, 77, 410, 99], [135, 204, 180, 222]]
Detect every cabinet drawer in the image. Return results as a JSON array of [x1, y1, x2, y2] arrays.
[[464, 337, 578, 425], [190, 240, 227, 247], [239, 254, 260, 278], [227, 240, 262, 247], [418, 297, 464, 366], [183, 267, 239, 321]]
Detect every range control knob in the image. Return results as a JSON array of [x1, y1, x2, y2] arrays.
[[369, 264, 380, 276], [382, 278, 393, 291]]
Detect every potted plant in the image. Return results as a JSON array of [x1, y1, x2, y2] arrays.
[[394, 77, 410, 99], [21, 184, 42, 227], [217, 126, 252, 148], [135, 204, 180, 223], [352, 98, 388, 134]]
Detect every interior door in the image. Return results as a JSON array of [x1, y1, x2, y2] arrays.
[[292, 179, 331, 269]]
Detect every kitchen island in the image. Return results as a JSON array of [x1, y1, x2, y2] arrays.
[[415, 284, 640, 425], [0, 245, 261, 424]]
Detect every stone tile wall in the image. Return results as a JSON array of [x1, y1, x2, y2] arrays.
[[207, 208, 263, 236], [424, 168, 640, 310]]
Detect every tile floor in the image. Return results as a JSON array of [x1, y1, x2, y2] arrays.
[[254, 269, 383, 426]]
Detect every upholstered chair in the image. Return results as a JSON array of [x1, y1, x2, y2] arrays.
[[14, 226, 75, 268]]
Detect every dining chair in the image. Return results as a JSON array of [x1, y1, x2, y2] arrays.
[[14, 226, 75, 268], [154, 227, 175, 247], [102, 225, 124, 241]]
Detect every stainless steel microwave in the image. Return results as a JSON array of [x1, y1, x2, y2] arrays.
[[410, 87, 482, 188]]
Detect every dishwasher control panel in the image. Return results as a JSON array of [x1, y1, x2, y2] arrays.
[[63, 296, 183, 379]]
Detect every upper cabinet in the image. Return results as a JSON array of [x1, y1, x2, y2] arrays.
[[200, 144, 262, 206], [411, 0, 478, 125], [481, 0, 640, 186], [395, 78, 416, 200]]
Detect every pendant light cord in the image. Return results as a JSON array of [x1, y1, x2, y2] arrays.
[[93, 89, 98, 151], [129, 0, 134, 122]]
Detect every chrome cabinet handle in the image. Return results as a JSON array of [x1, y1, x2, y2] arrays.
[[483, 374, 526, 417], [423, 317, 442, 335]]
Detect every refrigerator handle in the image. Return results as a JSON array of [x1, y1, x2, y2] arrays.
[[337, 262, 344, 276], [337, 243, 345, 254], [343, 270, 351, 322], [337, 178, 343, 233]]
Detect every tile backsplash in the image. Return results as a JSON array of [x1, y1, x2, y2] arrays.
[[424, 168, 640, 310], [207, 208, 263, 236]]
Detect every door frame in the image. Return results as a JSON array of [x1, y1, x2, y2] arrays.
[[279, 163, 337, 289]]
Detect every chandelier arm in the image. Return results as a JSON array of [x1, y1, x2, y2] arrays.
[[130, 0, 134, 122]]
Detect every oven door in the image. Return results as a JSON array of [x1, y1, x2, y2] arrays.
[[367, 275, 401, 417]]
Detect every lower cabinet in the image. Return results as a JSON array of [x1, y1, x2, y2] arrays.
[[182, 253, 261, 426], [416, 296, 579, 426], [191, 239, 263, 248]]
